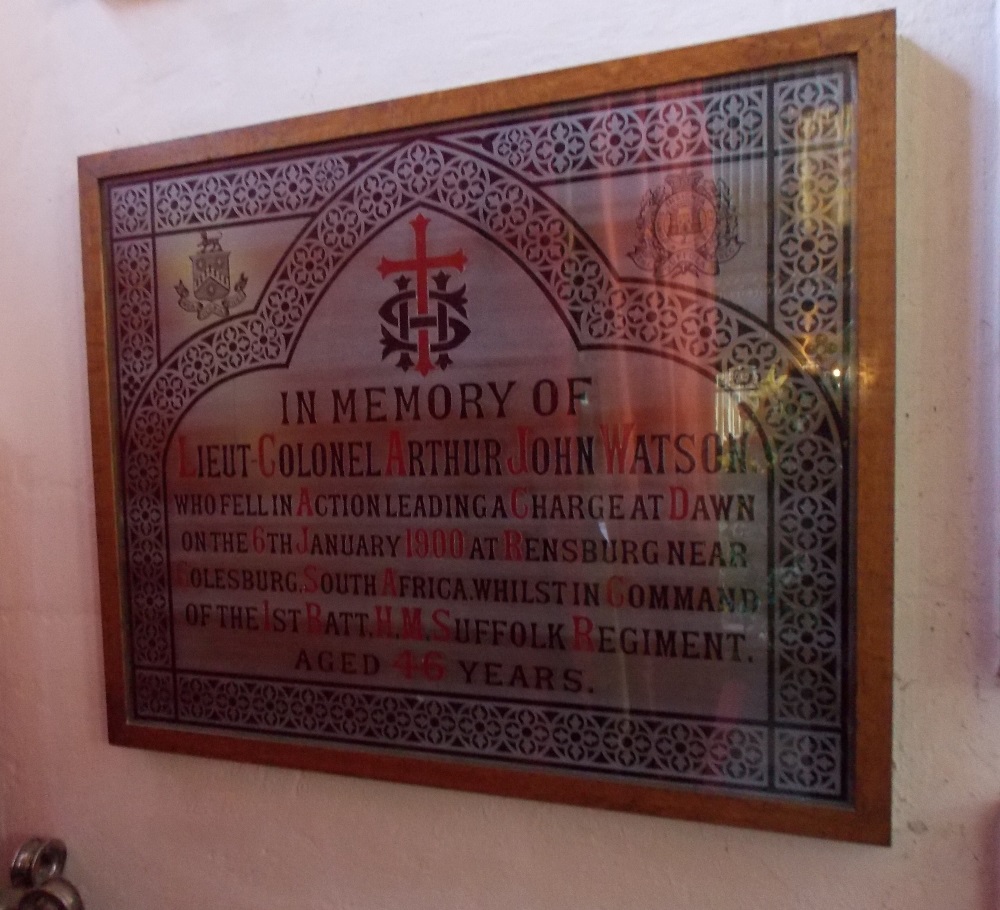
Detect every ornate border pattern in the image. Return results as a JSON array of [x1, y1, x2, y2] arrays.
[[112, 237, 158, 423], [452, 85, 767, 179], [151, 150, 385, 232], [110, 183, 152, 239], [179, 674, 768, 786], [110, 62, 854, 798], [775, 729, 842, 794]]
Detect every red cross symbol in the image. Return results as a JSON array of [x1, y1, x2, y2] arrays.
[[378, 213, 467, 375]]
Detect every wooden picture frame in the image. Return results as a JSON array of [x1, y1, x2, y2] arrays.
[[80, 11, 895, 842]]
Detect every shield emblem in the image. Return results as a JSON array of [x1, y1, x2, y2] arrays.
[[191, 250, 231, 303], [175, 231, 249, 320]]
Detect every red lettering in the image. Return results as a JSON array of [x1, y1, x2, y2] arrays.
[[572, 614, 596, 652], [506, 426, 530, 475], [296, 486, 314, 516], [503, 529, 524, 561], [510, 487, 528, 519], [373, 605, 393, 638], [257, 433, 276, 478], [431, 608, 452, 642], [306, 602, 322, 635], [381, 568, 398, 596], [400, 607, 423, 640], [599, 423, 635, 474], [177, 435, 198, 478], [669, 486, 689, 519], [384, 430, 406, 476], [605, 575, 625, 607]]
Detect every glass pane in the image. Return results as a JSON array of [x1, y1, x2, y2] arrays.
[[109, 56, 857, 804]]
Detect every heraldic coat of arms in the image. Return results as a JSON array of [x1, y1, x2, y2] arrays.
[[629, 171, 742, 279], [175, 231, 249, 320]]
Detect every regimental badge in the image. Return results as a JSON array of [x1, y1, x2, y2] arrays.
[[629, 172, 742, 278], [377, 214, 470, 376], [175, 231, 249, 320]]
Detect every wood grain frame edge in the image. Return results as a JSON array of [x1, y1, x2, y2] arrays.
[[79, 156, 131, 742], [850, 8, 897, 847]]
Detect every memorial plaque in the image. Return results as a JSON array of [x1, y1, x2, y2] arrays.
[[80, 12, 895, 842]]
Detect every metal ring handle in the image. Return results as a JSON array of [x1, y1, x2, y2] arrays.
[[9, 840, 43, 889], [9, 841, 65, 890], [17, 879, 83, 910], [31, 843, 66, 890]]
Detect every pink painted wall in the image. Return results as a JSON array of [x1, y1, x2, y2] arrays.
[[0, 1, 997, 907]]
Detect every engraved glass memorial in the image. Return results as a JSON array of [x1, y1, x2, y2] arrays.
[[82, 14, 895, 842]]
